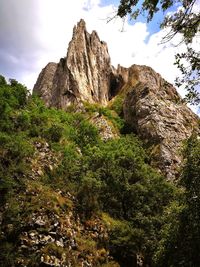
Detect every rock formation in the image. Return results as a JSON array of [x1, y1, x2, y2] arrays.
[[34, 19, 116, 108], [33, 19, 199, 179], [33, 62, 57, 107], [122, 65, 199, 179]]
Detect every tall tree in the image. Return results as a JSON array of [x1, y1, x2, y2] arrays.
[[117, 0, 200, 105]]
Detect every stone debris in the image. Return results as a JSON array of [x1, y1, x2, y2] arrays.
[[90, 112, 118, 141], [11, 188, 112, 267], [27, 141, 61, 180]]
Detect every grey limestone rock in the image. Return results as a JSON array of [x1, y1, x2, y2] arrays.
[[33, 19, 115, 109], [33, 62, 57, 107], [123, 65, 199, 179], [33, 19, 199, 179]]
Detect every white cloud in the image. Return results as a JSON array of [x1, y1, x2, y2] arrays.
[[83, 0, 101, 10], [23, 0, 184, 91]]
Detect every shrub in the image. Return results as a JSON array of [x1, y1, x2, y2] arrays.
[[77, 172, 103, 219], [0, 132, 33, 202], [73, 118, 100, 149], [45, 124, 64, 142], [109, 95, 124, 115], [16, 112, 31, 131]]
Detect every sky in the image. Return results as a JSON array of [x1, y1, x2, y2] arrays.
[[0, 0, 199, 112]]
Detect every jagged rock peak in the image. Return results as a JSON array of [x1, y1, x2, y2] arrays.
[[73, 18, 86, 31], [33, 19, 115, 108], [71, 19, 104, 46], [33, 19, 199, 180]]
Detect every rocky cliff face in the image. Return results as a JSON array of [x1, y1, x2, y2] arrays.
[[33, 19, 199, 179], [34, 19, 116, 108], [33, 62, 57, 107], [122, 65, 199, 179]]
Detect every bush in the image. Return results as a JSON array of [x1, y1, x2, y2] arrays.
[[16, 112, 31, 131], [0, 242, 16, 267], [84, 102, 125, 132], [73, 118, 100, 149], [45, 124, 64, 142], [109, 95, 124, 115], [0, 132, 33, 202], [0, 75, 7, 86], [77, 173, 103, 218], [81, 135, 176, 264]]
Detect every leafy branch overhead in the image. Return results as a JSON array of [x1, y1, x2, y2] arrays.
[[117, 0, 200, 105]]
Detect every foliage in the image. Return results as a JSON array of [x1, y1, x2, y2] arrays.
[[154, 135, 200, 266], [0, 75, 197, 266], [117, 0, 200, 105], [45, 124, 64, 142], [109, 94, 124, 115], [42, 243, 65, 259], [77, 172, 103, 218], [73, 117, 100, 149], [0, 241, 16, 267], [0, 132, 33, 202], [174, 47, 200, 105], [0, 78, 28, 132], [77, 135, 176, 264], [0, 75, 7, 86], [84, 102, 125, 132]]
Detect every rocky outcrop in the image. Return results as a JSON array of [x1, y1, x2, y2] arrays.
[[33, 62, 57, 107], [2, 187, 114, 267], [90, 112, 119, 141], [33, 19, 199, 179], [28, 141, 61, 180], [122, 65, 199, 179], [33, 19, 117, 109]]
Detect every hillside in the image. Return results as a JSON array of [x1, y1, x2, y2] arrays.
[[0, 20, 200, 267], [33, 19, 198, 180]]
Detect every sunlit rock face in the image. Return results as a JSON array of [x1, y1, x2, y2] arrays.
[[33, 19, 199, 179], [33, 19, 115, 108]]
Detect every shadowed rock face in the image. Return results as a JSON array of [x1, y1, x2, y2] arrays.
[[33, 62, 57, 107], [33, 19, 199, 179]]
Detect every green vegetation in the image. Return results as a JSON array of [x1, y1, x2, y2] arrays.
[[0, 76, 199, 266], [154, 135, 200, 267], [84, 102, 125, 132]]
